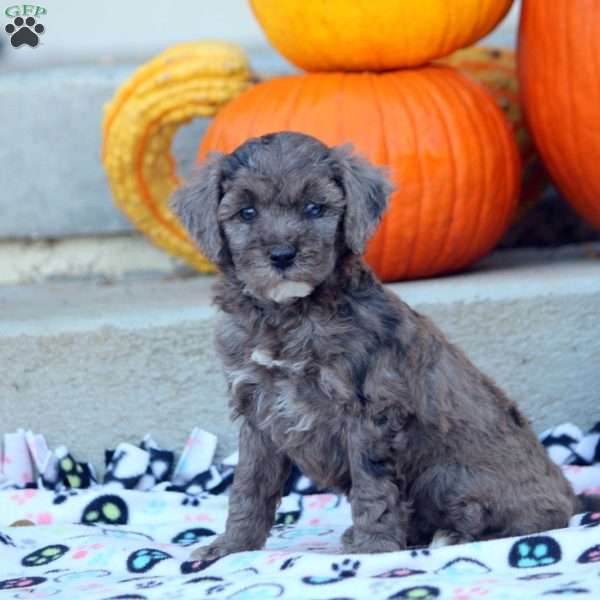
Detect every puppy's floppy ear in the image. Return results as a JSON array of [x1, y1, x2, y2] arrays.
[[171, 152, 228, 264], [330, 145, 393, 255]]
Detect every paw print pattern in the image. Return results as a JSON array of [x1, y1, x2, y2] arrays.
[[508, 535, 562, 568], [410, 549, 431, 558], [58, 455, 92, 489], [21, 545, 69, 567], [53, 490, 78, 505], [302, 558, 360, 585], [171, 527, 216, 547], [5, 16, 44, 48], [375, 567, 426, 578], [82, 495, 128, 525], [581, 512, 600, 527], [275, 509, 301, 526], [181, 495, 201, 507], [577, 543, 600, 564], [388, 585, 440, 599], [332, 558, 360, 578], [126, 548, 172, 573], [0, 531, 15, 546], [180, 557, 220, 574], [0, 576, 46, 590]]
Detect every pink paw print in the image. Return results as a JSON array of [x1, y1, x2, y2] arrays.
[[453, 585, 489, 600], [578, 543, 600, 564], [9, 489, 38, 506], [23, 511, 53, 525], [184, 513, 215, 523], [265, 550, 293, 565], [71, 543, 104, 560], [306, 494, 337, 509]]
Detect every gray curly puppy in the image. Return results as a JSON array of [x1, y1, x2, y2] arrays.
[[172, 131, 581, 559]]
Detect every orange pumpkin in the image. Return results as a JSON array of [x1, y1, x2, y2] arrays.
[[438, 45, 548, 209], [249, 0, 513, 72], [519, 0, 600, 229], [198, 68, 520, 281]]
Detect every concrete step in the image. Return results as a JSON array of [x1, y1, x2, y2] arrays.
[[1, 245, 599, 473], [0, 233, 191, 285]]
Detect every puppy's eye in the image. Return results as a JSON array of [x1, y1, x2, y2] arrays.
[[304, 202, 324, 218], [239, 207, 257, 222]]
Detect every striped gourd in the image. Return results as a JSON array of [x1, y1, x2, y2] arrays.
[[102, 41, 253, 272]]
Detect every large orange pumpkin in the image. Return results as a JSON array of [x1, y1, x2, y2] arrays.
[[198, 68, 520, 281], [250, 0, 513, 72], [519, 0, 600, 229], [438, 45, 548, 210]]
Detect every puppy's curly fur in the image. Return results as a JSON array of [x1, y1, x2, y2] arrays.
[[172, 131, 579, 558]]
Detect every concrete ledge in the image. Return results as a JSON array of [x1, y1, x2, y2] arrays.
[[1, 245, 599, 473], [0, 233, 188, 285]]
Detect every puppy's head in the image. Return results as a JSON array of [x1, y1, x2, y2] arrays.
[[172, 131, 392, 303]]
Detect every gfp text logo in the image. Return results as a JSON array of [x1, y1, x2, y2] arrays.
[[4, 4, 46, 48]]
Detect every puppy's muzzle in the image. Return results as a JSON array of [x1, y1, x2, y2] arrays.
[[270, 244, 297, 271]]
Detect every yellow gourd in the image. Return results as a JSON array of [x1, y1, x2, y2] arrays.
[[102, 41, 253, 272]]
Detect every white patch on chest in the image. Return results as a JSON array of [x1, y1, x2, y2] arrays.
[[251, 348, 277, 368], [247, 349, 314, 433], [268, 281, 313, 303], [250, 348, 305, 374]]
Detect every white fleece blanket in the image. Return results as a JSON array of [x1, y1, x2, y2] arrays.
[[0, 423, 599, 599]]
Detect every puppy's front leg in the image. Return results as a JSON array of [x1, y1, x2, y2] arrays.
[[344, 421, 409, 553], [192, 420, 291, 560]]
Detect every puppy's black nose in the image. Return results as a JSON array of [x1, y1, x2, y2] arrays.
[[270, 244, 297, 270]]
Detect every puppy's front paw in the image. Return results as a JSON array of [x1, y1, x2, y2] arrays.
[[341, 526, 354, 546], [429, 529, 464, 549], [191, 543, 230, 562], [342, 532, 405, 554], [191, 535, 261, 561]]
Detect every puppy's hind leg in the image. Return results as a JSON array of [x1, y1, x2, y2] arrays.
[[428, 499, 486, 548], [344, 422, 410, 553], [341, 525, 355, 546]]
